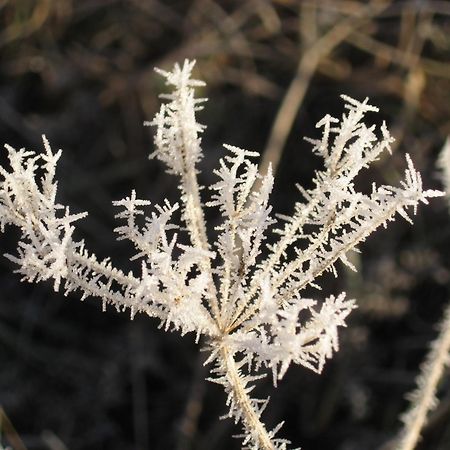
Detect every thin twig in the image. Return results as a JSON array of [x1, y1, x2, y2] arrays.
[[347, 30, 450, 79], [394, 301, 450, 450], [0, 407, 27, 450]]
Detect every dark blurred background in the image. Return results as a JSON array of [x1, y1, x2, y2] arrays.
[[0, 1, 449, 449]]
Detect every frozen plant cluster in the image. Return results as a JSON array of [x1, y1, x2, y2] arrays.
[[0, 60, 441, 450]]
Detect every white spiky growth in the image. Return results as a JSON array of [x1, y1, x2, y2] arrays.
[[0, 60, 442, 449]]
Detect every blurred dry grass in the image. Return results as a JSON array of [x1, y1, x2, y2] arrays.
[[0, 1, 449, 449]]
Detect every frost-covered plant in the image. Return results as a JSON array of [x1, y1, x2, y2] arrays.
[[0, 60, 441, 450]]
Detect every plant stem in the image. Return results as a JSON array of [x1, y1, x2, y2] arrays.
[[220, 346, 276, 450]]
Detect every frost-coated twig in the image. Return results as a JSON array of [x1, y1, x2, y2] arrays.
[[0, 60, 442, 450], [395, 302, 450, 450], [215, 347, 280, 450]]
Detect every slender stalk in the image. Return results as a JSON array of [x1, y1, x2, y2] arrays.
[[176, 99, 222, 325], [220, 345, 276, 450], [396, 302, 450, 450]]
